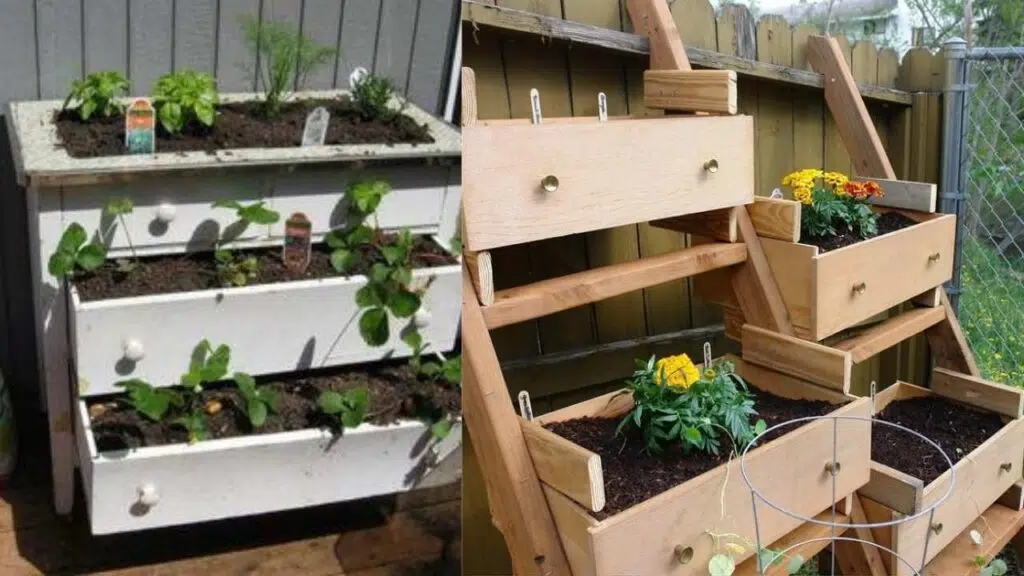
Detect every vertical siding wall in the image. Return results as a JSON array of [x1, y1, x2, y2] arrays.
[[0, 0, 460, 403], [462, 1, 946, 572]]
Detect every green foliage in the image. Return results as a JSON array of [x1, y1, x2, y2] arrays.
[[212, 199, 281, 226], [326, 224, 373, 273], [616, 356, 766, 455], [233, 372, 276, 428], [152, 69, 219, 134], [351, 73, 398, 121], [104, 196, 139, 267], [240, 15, 336, 117], [318, 388, 369, 429], [62, 71, 130, 121], [181, 339, 231, 392], [105, 197, 133, 217], [115, 379, 182, 422], [47, 223, 107, 279], [175, 411, 208, 444], [355, 229, 421, 346], [802, 188, 880, 241], [981, 558, 1008, 576], [410, 347, 461, 387], [214, 249, 260, 287]]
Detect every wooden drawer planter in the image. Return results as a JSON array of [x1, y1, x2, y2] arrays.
[[524, 356, 872, 576], [74, 399, 462, 534], [696, 206, 955, 342], [858, 375, 1024, 575]]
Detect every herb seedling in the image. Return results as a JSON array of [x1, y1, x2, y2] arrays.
[[48, 223, 107, 279], [214, 250, 260, 287], [317, 388, 369, 429], [115, 378, 183, 422], [233, 372, 276, 428], [62, 71, 130, 121], [152, 69, 219, 134], [175, 339, 232, 443], [351, 72, 401, 121], [240, 15, 336, 117], [105, 196, 138, 272]]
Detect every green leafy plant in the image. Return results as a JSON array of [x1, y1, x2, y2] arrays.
[[240, 15, 336, 117], [62, 71, 130, 121], [616, 354, 766, 455], [47, 223, 107, 279], [105, 196, 138, 272], [975, 556, 1008, 576], [152, 69, 219, 134], [175, 339, 232, 443], [318, 388, 369, 429], [356, 229, 421, 346], [210, 200, 279, 285], [326, 224, 373, 274], [214, 250, 260, 287], [233, 372, 276, 428], [783, 169, 885, 241], [705, 532, 809, 576], [351, 72, 399, 121], [115, 379, 183, 422], [213, 199, 281, 227]]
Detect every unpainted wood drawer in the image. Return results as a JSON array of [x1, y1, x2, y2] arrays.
[[59, 164, 453, 257], [70, 261, 461, 395], [74, 400, 462, 534], [461, 115, 755, 252]]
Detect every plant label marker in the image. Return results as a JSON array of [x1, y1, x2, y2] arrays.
[[598, 92, 608, 122], [518, 391, 534, 421], [301, 107, 330, 147], [349, 66, 369, 89], [703, 342, 713, 369], [283, 212, 312, 275], [530, 88, 542, 124], [124, 98, 156, 155]]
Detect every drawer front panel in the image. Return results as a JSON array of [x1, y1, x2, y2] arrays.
[[72, 264, 461, 395], [814, 215, 955, 340], [61, 165, 452, 258], [462, 115, 755, 251], [76, 401, 461, 534]]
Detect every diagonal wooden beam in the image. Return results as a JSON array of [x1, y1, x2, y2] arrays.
[[807, 34, 979, 376], [462, 268, 572, 576], [625, 0, 688, 70]]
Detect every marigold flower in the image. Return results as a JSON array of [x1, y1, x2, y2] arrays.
[[654, 354, 701, 390], [792, 187, 813, 205], [823, 171, 849, 190], [863, 180, 883, 197]]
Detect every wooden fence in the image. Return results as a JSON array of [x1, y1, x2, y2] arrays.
[[462, 1, 949, 573]]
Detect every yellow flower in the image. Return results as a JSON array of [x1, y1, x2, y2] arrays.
[[704, 368, 716, 379], [654, 354, 701, 390], [792, 186, 813, 205], [823, 171, 849, 190]]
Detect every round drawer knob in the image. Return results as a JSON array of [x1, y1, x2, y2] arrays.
[[1001, 462, 1013, 473], [123, 338, 145, 362], [928, 252, 941, 263], [703, 159, 719, 173], [413, 308, 431, 329], [673, 545, 693, 565], [541, 175, 559, 193], [852, 282, 867, 295], [155, 203, 176, 223], [825, 461, 842, 475], [931, 522, 943, 535], [137, 483, 159, 507]]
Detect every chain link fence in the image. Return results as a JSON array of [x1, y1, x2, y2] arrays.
[[945, 44, 1024, 384]]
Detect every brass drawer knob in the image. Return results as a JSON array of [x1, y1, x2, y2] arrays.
[[825, 461, 842, 475], [852, 282, 867, 295], [541, 175, 559, 192], [928, 252, 941, 263], [931, 522, 943, 535], [703, 159, 719, 173], [1001, 462, 1013, 473], [673, 545, 693, 565]]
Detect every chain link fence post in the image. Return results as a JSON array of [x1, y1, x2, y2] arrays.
[[941, 37, 969, 313]]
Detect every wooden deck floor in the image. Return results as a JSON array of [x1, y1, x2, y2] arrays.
[[1, 414, 460, 575]]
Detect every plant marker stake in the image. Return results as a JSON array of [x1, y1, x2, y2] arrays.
[[598, 92, 608, 122], [124, 98, 156, 154], [518, 391, 534, 421], [869, 380, 877, 401], [301, 106, 330, 147], [704, 341, 713, 370], [283, 212, 312, 275], [349, 66, 369, 89], [530, 88, 542, 124]]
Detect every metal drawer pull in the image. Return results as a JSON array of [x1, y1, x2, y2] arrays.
[[703, 159, 719, 173], [1001, 462, 1013, 473], [541, 175, 559, 193], [673, 545, 693, 565], [928, 252, 941, 263], [825, 461, 842, 475], [852, 282, 867, 295], [931, 522, 943, 535]]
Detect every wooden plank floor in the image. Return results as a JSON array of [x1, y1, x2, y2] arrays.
[[1, 413, 460, 575]]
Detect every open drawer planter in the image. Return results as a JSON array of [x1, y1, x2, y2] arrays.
[[69, 249, 462, 393], [696, 207, 955, 342], [858, 374, 1024, 575], [522, 356, 872, 576], [74, 400, 462, 535]]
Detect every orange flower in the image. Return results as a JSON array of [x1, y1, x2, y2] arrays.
[[843, 181, 865, 198], [863, 180, 883, 197]]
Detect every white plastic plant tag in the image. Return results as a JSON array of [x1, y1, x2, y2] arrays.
[[301, 106, 330, 147], [870, 380, 877, 401], [518, 390, 534, 421], [598, 92, 608, 122], [704, 342, 713, 370], [349, 66, 369, 89], [530, 88, 542, 124], [970, 529, 983, 545], [770, 187, 783, 199]]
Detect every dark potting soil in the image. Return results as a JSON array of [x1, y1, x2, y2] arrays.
[[73, 234, 456, 302], [87, 361, 461, 451], [872, 395, 1005, 485], [802, 212, 917, 253], [544, 387, 842, 518], [54, 97, 434, 158]]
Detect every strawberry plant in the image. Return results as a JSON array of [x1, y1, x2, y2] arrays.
[[233, 372, 276, 428], [105, 196, 138, 272], [211, 200, 279, 286], [47, 223, 106, 279], [62, 71, 130, 121], [214, 250, 260, 287], [115, 379, 182, 422], [152, 69, 220, 134], [318, 388, 369, 429], [175, 339, 232, 443], [213, 199, 281, 228], [355, 229, 421, 346]]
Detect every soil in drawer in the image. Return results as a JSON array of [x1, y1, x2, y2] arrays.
[[87, 359, 461, 450], [803, 211, 916, 254], [545, 386, 843, 519], [872, 395, 1004, 484], [55, 97, 434, 159], [74, 234, 456, 301]]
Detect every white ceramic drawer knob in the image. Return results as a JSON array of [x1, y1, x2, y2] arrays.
[[123, 338, 145, 361], [155, 203, 176, 223], [414, 308, 432, 329], [137, 483, 159, 507]]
